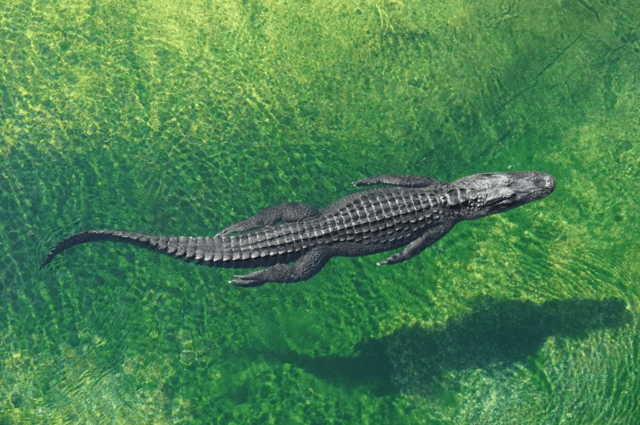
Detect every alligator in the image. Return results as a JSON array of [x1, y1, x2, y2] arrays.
[[41, 172, 555, 287]]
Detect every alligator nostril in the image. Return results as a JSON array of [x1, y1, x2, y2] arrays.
[[545, 175, 556, 192], [534, 174, 555, 192]]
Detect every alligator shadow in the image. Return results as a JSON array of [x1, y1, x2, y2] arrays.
[[260, 297, 631, 396]]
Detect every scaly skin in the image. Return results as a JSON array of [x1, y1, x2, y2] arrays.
[[41, 172, 555, 286]]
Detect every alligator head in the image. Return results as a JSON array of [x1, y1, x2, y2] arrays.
[[454, 171, 555, 219]]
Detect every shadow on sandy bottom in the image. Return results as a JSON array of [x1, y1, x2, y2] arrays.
[[259, 297, 631, 396]]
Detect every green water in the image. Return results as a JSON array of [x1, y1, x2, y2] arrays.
[[2, 0, 639, 423]]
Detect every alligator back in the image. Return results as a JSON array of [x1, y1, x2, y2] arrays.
[[219, 185, 459, 264]]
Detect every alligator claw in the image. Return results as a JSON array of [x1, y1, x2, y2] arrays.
[[376, 256, 395, 266], [230, 274, 264, 287]]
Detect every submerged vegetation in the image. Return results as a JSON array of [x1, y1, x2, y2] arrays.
[[1, 0, 639, 423]]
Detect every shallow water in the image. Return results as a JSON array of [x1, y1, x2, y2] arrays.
[[1, 1, 639, 423]]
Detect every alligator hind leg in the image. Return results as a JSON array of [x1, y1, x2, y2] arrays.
[[352, 174, 443, 188], [230, 248, 332, 287], [216, 202, 320, 236]]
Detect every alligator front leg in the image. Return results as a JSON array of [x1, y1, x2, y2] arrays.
[[377, 222, 455, 265], [216, 202, 320, 236], [353, 174, 443, 188], [230, 248, 332, 286]]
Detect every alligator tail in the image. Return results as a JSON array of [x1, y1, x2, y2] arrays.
[[41, 230, 219, 268]]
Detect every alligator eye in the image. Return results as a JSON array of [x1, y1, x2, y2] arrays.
[[484, 187, 515, 206]]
